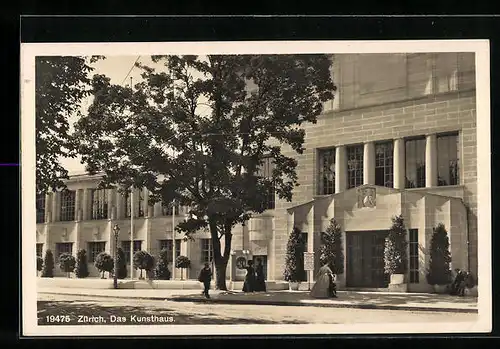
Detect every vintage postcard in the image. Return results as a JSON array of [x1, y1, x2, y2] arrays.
[[21, 40, 491, 336]]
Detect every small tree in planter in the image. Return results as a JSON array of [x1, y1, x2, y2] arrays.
[[41, 249, 54, 278], [284, 227, 306, 290], [175, 255, 191, 280], [75, 249, 90, 279], [320, 218, 344, 276], [94, 252, 114, 279], [58, 253, 76, 278], [384, 214, 408, 286], [426, 223, 452, 293], [155, 248, 171, 280], [36, 257, 43, 276], [115, 247, 128, 279], [133, 250, 155, 280]]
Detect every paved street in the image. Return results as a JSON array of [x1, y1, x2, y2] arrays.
[[38, 293, 478, 325]]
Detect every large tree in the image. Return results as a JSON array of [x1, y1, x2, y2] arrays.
[[35, 56, 103, 193], [74, 54, 336, 290]]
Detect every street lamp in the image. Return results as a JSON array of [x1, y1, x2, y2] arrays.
[[113, 224, 120, 289]]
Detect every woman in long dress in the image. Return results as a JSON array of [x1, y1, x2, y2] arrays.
[[254, 258, 267, 292], [310, 264, 336, 298], [242, 260, 256, 292]]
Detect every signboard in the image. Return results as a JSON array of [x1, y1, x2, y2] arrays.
[[236, 257, 247, 270], [303, 252, 315, 271]]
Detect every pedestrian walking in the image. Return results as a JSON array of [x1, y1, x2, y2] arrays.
[[198, 262, 212, 299], [242, 260, 256, 293], [254, 258, 267, 292], [310, 264, 337, 299]]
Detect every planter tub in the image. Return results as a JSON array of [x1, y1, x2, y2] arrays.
[[390, 274, 405, 285], [433, 284, 448, 294], [289, 282, 301, 291]]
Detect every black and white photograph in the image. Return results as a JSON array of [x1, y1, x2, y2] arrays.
[[21, 40, 491, 336]]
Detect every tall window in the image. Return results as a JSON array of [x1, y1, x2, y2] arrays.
[[437, 133, 460, 186], [405, 138, 426, 188], [55, 242, 73, 260], [88, 242, 106, 263], [125, 191, 132, 218], [159, 239, 181, 262], [375, 142, 394, 188], [299, 232, 308, 282], [409, 229, 419, 284], [258, 157, 275, 210], [36, 194, 46, 223], [347, 145, 364, 189], [318, 148, 336, 195], [91, 189, 108, 220], [121, 240, 142, 263], [36, 243, 43, 258], [201, 238, 213, 263], [60, 190, 76, 222], [138, 190, 145, 217]]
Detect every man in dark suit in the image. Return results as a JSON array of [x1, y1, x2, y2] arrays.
[[198, 262, 213, 299]]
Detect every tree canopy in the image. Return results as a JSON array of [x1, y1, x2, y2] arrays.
[[74, 54, 336, 289], [36, 56, 103, 193]]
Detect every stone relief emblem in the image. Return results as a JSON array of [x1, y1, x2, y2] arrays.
[[358, 187, 376, 208]]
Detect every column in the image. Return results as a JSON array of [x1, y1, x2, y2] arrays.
[[82, 188, 90, 221], [51, 192, 59, 222], [44, 193, 52, 223], [75, 189, 82, 221], [425, 134, 438, 187], [107, 189, 115, 219], [363, 142, 375, 185], [153, 202, 162, 217], [393, 138, 406, 189], [335, 146, 347, 193]]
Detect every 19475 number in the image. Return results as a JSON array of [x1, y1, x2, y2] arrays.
[[45, 315, 71, 323]]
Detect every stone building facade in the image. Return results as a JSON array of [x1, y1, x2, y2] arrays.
[[35, 52, 477, 291]]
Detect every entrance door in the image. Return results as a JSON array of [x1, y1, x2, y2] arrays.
[[253, 255, 267, 280], [346, 231, 389, 288]]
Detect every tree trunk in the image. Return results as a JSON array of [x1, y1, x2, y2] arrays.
[[215, 262, 228, 290], [209, 220, 233, 290]]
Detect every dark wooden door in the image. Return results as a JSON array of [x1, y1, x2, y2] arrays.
[[346, 231, 389, 288], [253, 255, 267, 280]]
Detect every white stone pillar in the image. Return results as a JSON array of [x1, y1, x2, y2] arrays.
[[426, 134, 438, 187], [44, 193, 52, 223], [393, 138, 406, 189], [75, 189, 82, 221], [51, 192, 59, 222], [335, 146, 347, 193], [82, 189, 90, 221], [363, 142, 375, 185], [107, 189, 115, 219], [153, 202, 162, 217]]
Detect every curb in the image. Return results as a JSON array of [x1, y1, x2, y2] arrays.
[[165, 297, 478, 314], [38, 291, 478, 314]]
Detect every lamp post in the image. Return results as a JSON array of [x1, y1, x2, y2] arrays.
[[113, 224, 120, 289]]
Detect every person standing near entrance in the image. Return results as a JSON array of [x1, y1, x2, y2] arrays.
[[310, 264, 337, 299], [254, 258, 267, 292], [242, 260, 256, 292], [198, 262, 212, 299]]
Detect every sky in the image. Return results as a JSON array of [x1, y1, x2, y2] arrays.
[[60, 55, 163, 175]]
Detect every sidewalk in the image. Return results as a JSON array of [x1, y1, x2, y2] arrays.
[[38, 287, 478, 313]]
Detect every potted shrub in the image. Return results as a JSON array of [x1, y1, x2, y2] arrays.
[[115, 247, 128, 279], [75, 249, 90, 279], [284, 227, 306, 291], [58, 252, 76, 278], [320, 218, 344, 282], [175, 255, 191, 280], [133, 250, 155, 280], [426, 223, 452, 293], [155, 248, 172, 280], [94, 252, 114, 279], [36, 256, 43, 276], [41, 249, 54, 278], [384, 214, 408, 289]]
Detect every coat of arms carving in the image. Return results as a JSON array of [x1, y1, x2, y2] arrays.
[[358, 187, 376, 208]]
